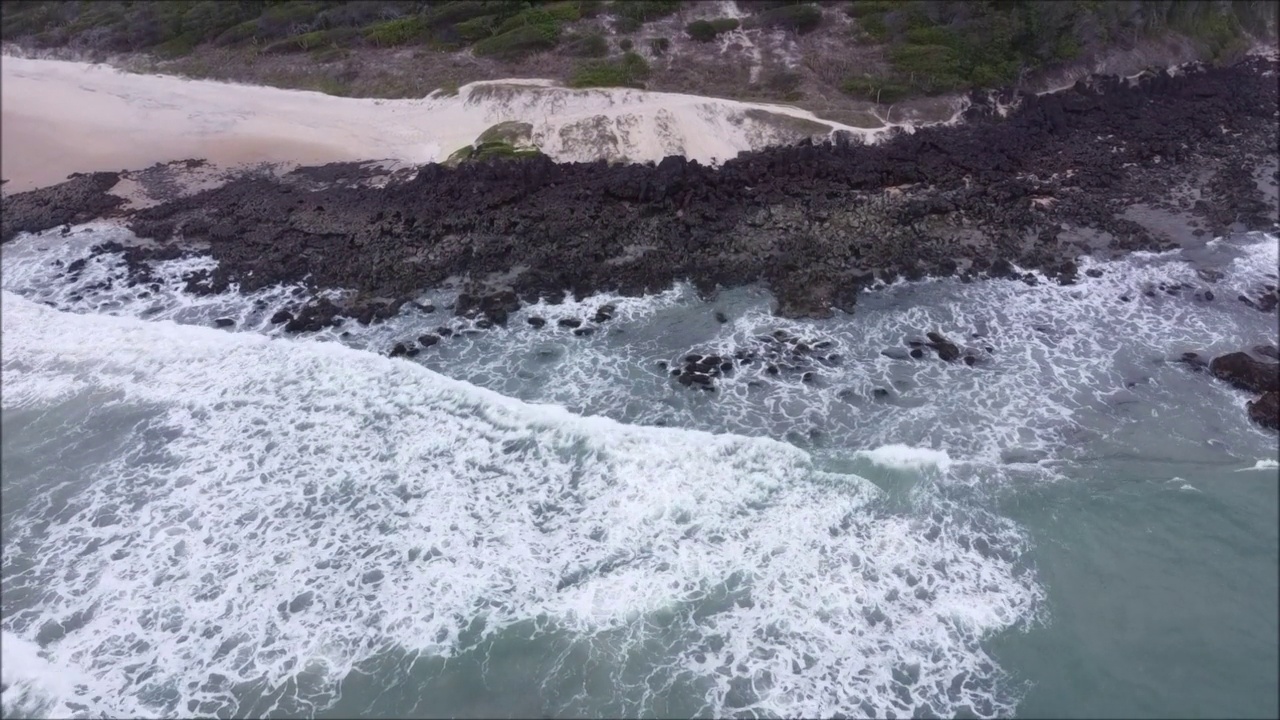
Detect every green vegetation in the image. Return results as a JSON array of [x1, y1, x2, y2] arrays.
[[611, 1, 682, 33], [0, 1, 678, 59], [752, 4, 824, 34], [447, 121, 542, 165], [840, 0, 1271, 103], [0, 0, 1272, 106], [569, 51, 652, 88], [687, 17, 741, 42]]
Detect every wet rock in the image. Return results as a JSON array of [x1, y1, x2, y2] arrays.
[[1178, 351, 1210, 373], [1209, 351, 1279, 394], [1247, 391, 1279, 430], [909, 348, 925, 359], [572, 326, 595, 337], [714, 311, 729, 324], [270, 310, 293, 324], [1254, 344, 1279, 361], [882, 348, 912, 360], [592, 304, 617, 323], [925, 331, 961, 362], [388, 343, 418, 358], [214, 318, 235, 328], [436, 326, 454, 337], [558, 318, 582, 329], [527, 316, 547, 328], [418, 334, 441, 347], [475, 319, 495, 329]]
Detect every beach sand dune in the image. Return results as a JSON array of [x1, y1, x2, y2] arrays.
[[1, 55, 903, 193]]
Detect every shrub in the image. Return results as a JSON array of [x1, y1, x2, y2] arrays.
[[363, 16, 428, 46], [569, 51, 652, 88], [472, 24, 559, 59], [619, 37, 633, 51], [711, 17, 740, 33], [688, 16, 741, 41], [543, 1, 583, 22], [455, 14, 501, 40], [686, 19, 716, 42], [841, 74, 912, 103], [495, 8, 558, 36], [756, 4, 823, 34], [423, 1, 505, 29], [562, 31, 609, 57], [614, 0, 682, 23], [649, 36, 671, 55], [845, 1, 896, 19]]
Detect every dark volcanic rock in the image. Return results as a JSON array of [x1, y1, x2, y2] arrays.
[[925, 331, 962, 362], [418, 334, 440, 347], [1209, 351, 1279, 394], [388, 342, 418, 358], [592, 304, 617, 323], [558, 318, 582, 329], [2, 172, 125, 242], [1247, 391, 1279, 430], [214, 318, 235, 328], [270, 309, 293, 324], [527, 316, 547, 328]]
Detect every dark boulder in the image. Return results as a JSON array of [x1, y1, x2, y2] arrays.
[[418, 334, 441, 347], [389, 342, 419, 358], [1178, 351, 1210, 372], [270, 309, 293, 324], [1209, 351, 1279, 394], [214, 318, 235, 328], [1247, 391, 1278, 430], [558, 318, 583, 329], [925, 331, 962, 362], [592, 304, 617, 323], [527, 316, 547, 328]]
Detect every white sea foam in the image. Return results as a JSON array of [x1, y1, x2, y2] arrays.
[[1235, 459, 1280, 472], [3, 228, 1277, 482], [0, 631, 87, 719], [1, 292, 1043, 718], [857, 444, 954, 472]]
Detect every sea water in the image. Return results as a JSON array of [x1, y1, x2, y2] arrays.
[[2, 225, 1276, 718]]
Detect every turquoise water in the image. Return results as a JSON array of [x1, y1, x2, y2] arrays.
[[2, 227, 1277, 718]]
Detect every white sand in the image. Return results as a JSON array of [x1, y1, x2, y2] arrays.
[[1, 55, 922, 193]]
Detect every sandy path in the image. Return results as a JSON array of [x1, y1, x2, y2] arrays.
[[1, 55, 904, 193]]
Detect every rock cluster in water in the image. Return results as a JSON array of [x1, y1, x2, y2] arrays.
[[1180, 344, 1280, 430]]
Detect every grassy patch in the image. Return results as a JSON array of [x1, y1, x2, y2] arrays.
[[569, 51, 651, 88], [473, 24, 560, 60]]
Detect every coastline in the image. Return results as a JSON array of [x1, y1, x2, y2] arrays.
[[2, 53, 1276, 334]]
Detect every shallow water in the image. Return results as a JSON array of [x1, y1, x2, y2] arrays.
[[2, 226, 1277, 718]]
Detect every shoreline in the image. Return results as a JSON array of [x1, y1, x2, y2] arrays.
[[3, 55, 1277, 328]]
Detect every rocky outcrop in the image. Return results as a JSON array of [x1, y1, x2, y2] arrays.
[[1183, 345, 1280, 431], [1209, 351, 1279, 394], [1248, 392, 1279, 430], [1, 172, 125, 243]]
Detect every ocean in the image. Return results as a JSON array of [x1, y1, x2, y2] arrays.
[[1, 224, 1277, 718]]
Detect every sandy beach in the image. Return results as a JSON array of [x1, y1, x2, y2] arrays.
[[0, 55, 908, 193]]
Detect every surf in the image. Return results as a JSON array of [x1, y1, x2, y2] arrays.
[[1, 291, 1043, 718]]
